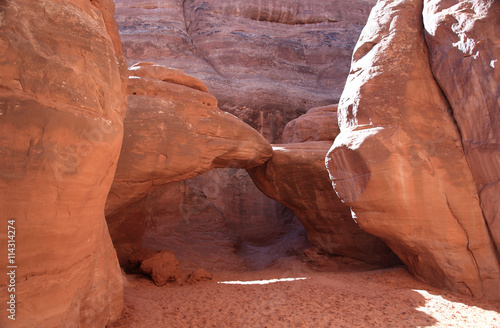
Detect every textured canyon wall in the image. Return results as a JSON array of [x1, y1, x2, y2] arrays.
[[115, 0, 377, 142], [423, 0, 500, 254], [0, 0, 126, 326], [326, 0, 500, 299]]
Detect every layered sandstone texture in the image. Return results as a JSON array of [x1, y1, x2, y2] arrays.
[[0, 0, 127, 326], [423, 0, 500, 254], [105, 63, 284, 267], [326, 0, 500, 300], [249, 106, 398, 266], [115, 0, 377, 141]]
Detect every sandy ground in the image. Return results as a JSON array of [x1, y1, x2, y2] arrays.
[[109, 257, 500, 328]]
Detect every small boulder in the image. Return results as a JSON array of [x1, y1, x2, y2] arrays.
[[140, 250, 181, 286]]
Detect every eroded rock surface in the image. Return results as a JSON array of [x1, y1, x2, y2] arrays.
[[249, 107, 398, 266], [423, 0, 500, 253], [106, 63, 272, 216], [0, 0, 126, 326], [326, 0, 500, 299], [115, 0, 377, 141], [140, 250, 181, 286], [281, 105, 340, 143], [105, 64, 289, 268]]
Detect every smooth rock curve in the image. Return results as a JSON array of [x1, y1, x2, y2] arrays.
[[0, 0, 127, 326], [326, 0, 500, 299]]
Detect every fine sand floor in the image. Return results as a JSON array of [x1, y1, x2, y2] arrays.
[[109, 258, 500, 328]]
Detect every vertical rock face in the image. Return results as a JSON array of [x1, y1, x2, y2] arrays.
[[0, 0, 126, 327], [326, 0, 500, 299], [249, 106, 398, 266], [423, 0, 500, 253], [115, 0, 377, 142]]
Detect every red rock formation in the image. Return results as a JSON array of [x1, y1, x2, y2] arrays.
[[112, 0, 381, 274], [249, 107, 398, 266], [0, 0, 126, 326], [113, 1, 379, 268], [105, 63, 277, 266], [106, 63, 272, 215], [281, 105, 340, 143], [140, 250, 181, 286], [326, 0, 500, 299], [115, 0, 377, 142], [423, 0, 500, 254]]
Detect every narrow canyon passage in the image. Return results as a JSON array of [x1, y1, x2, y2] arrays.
[[1, 0, 499, 327], [106, 1, 500, 325]]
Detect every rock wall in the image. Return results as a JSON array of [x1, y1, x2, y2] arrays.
[[326, 0, 500, 299], [423, 0, 500, 254], [115, 0, 377, 142], [0, 0, 127, 326]]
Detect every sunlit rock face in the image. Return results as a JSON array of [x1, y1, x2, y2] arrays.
[[326, 0, 500, 300], [423, 0, 500, 254], [114, 0, 377, 142], [0, 0, 127, 326]]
